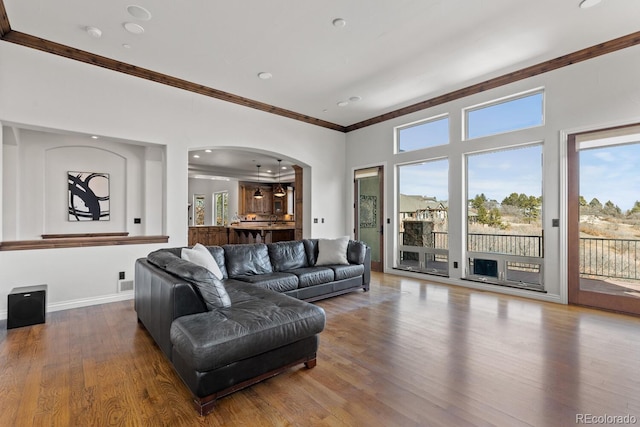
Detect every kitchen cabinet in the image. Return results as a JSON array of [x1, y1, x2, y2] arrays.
[[273, 193, 286, 214], [188, 226, 229, 246], [240, 183, 273, 214]]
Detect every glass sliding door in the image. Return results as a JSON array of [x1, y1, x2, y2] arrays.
[[568, 125, 640, 315], [396, 159, 449, 276], [355, 167, 383, 272]]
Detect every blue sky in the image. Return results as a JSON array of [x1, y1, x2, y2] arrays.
[[467, 145, 542, 203], [580, 143, 640, 212], [399, 159, 449, 200], [399, 146, 542, 204], [398, 91, 640, 212]]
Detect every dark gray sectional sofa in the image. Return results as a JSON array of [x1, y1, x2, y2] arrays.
[[134, 238, 370, 415]]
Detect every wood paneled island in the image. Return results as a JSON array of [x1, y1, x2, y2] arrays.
[[228, 224, 295, 244], [188, 224, 295, 246]]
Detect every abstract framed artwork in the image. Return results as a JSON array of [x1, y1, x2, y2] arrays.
[[68, 171, 110, 221]]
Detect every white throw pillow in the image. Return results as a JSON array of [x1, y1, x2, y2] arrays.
[[182, 243, 224, 280], [315, 236, 350, 266]]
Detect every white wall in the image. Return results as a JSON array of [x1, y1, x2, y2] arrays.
[[0, 41, 347, 318], [1, 128, 164, 239], [345, 45, 640, 304]]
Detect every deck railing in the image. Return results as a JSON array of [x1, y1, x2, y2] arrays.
[[580, 237, 640, 280], [404, 231, 543, 257], [400, 232, 640, 280]]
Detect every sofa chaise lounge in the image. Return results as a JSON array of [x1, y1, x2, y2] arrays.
[[134, 238, 370, 414]]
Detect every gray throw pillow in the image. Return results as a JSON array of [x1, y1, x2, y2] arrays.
[[315, 236, 350, 265], [182, 243, 224, 280]]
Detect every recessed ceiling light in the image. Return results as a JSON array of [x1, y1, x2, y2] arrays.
[[205, 149, 212, 153], [281, 166, 287, 170], [258, 72, 273, 80], [85, 26, 102, 38], [123, 22, 145, 34], [349, 96, 362, 102], [127, 5, 152, 20], [337, 100, 349, 107], [332, 18, 347, 28], [193, 154, 200, 158], [267, 169, 272, 173], [91, 135, 99, 139], [579, 0, 601, 8]]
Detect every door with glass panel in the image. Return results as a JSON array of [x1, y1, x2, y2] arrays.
[[355, 167, 383, 272], [568, 125, 640, 315]]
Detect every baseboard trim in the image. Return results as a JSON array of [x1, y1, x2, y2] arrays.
[[0, 292, 134, 320]]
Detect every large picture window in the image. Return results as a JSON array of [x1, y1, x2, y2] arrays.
[[466, 144, 543, 289], [396, 159, 449, 276]]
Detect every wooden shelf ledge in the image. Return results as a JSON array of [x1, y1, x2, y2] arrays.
[[41, 232, 129, 239], [0, 235, 169, 251]]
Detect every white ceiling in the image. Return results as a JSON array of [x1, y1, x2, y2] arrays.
[[188, 148, 296, 182], [4, 0, 640, 176]]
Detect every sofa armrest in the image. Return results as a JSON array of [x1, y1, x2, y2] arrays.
[[135, 258, 207, 360], [362, 246, 371, 290]]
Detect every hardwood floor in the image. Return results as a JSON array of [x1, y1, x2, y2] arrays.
[[2, 272, 639, 426]]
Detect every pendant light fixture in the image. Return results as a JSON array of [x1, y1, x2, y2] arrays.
[[274, 159, 286, 198], [253, 164, 264, 199]]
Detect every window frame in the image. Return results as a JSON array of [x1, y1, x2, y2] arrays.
[[464, 142, 545, 291], [213, 190, 229, 226], [395, 113, 450, 154], [463, 88, 545, 141]]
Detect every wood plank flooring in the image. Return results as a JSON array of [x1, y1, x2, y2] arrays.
[[1, 272, 640, 426]]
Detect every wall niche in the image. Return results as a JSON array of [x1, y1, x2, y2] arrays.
[[2, 125, 167, 246]]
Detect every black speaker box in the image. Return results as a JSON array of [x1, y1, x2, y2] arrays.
[[7, 284, 47, 329], [473, 259, 498, 278]]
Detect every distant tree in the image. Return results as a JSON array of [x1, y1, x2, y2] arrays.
[[471, 193, 487, 210], [476, 204, 488, 224], [487, 208, 504, 228], [629, 201, 640, 215], [471, 193, 504, 227], [603, 200, 622, 216], [579, 196, 587, 206], [522, 195, 541, 223], [589, 198, 602, 209], [501, 192, 541, 223], [502, 192, 520, 207]]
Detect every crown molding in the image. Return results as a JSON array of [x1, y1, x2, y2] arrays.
[[1, 30, 346, 132], [344, 31, 640, 132], [0, 0, 10, 37]]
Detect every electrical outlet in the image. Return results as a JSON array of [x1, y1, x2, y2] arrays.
[[134, 218, 141, 224], [119, 271, 125, 280], [321, 218, 325, 223], [314, 218, 318, 223], [453, 262, 458, 268]]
